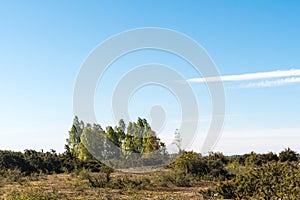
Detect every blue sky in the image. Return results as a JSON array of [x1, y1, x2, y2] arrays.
[[0, 1, 299, 154]]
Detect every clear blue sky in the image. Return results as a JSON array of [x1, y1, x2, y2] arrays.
[[0, 1, 299, 154]]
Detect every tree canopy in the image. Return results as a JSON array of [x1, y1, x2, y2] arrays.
[[66, 117, 167, 169]]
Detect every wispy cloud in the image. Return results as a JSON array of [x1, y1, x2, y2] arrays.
[[188, 69, 300, 83], [187, 69, 300, 88], [243, 77, 300, 88]]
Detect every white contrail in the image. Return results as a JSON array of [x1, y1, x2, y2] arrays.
[[243, 77, 300, 88], [188, 69, 300, 83]]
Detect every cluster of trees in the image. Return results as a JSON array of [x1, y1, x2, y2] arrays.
[[66, 116, 168, 168]]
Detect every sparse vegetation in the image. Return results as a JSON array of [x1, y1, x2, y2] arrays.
[[0, 117, 299, 199]]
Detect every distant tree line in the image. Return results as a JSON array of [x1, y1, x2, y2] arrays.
[[0, 147, 105, 176]]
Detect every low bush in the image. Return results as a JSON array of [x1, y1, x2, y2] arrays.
[[170, 151, 231, 181], [0, 168, 24, 184], [152, 170, 193, 187], [201, 161, 300, 199], [6, 188, 62, 200]]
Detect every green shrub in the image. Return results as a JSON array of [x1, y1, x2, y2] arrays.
[[202, 161, 300, 199], [152, 170, 192, 187], [6, 188, 62, 200], [170, 151, 208, 176], [0, 168, 24, 183], [170, 151, 231, 180], [279, 148, 298, 162]]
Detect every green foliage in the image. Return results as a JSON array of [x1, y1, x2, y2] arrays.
[[171, 151, 207, 176], [0, 148, 111, 180], [66, 117, 168, 169], [66, 116, 95, 161], [6, 189, 61, 200], [152, 170, 193, 187], [106, 126, 120, 146], [202, 161, 300, 199], [170, 151, 230, 180], [0, 150, 34, 175], [122, 117, 164, 155], [23, 149, 62, 174], [237, 151, 279, 167], [1, 115, 299, 199], [0, 144, 299, 199], [0, 149, 62, 175], [279, 148, 298, 162], [0, 168, 24, 184]]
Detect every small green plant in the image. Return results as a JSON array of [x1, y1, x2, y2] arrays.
[[0, 168, 24, 184], [78, 168, 91, 180], [152, 170, 192, 187]]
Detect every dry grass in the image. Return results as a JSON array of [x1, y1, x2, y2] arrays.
[[0, 171, 212, 200]]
